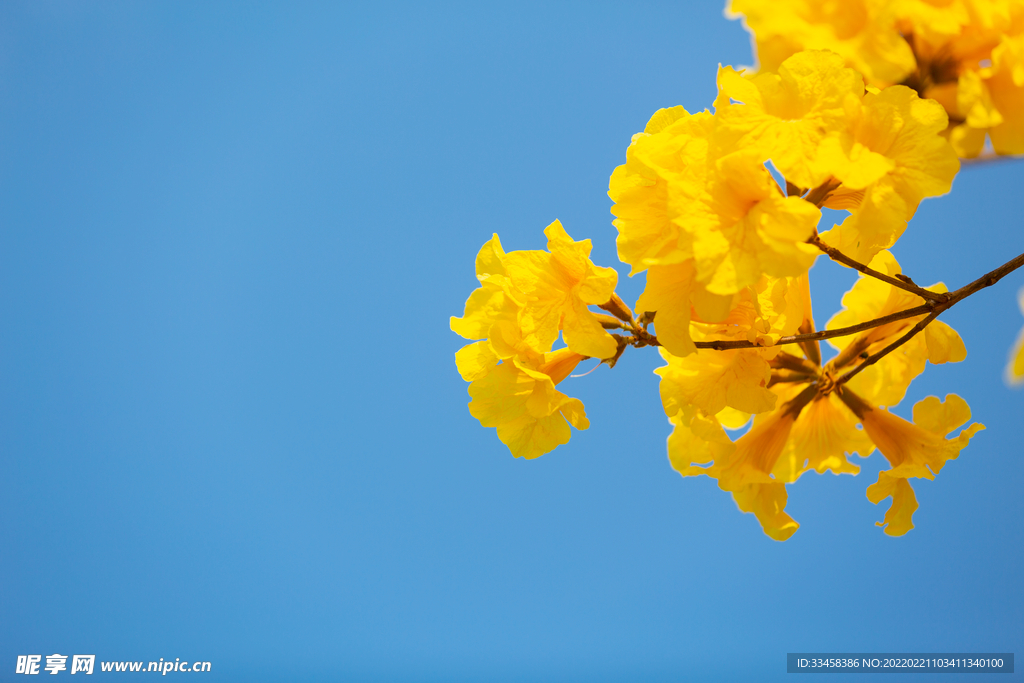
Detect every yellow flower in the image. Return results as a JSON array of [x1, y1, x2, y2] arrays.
[[713, 387, 814, 490], [665, 386, 820, 541], [666, 405, 737, 478], [608, 106, 712, 275], [727, 0, 915, 86], [825, 251, 966, 407], [450, 234, 521, 343], [818, 86, 959, 264], [684, 148, 822, 294], [730, 482, 801, 541], [657, 345, 778, 417], [634, 262, 701, 357], [952, 34, 1024, 156], [894, 0, 1015, 66], [450, 232, 552, 380], [609, 99, 820, 354], [464, 348, 590, 460], [714, 50, 866, 190], [653, 275, 809, 415], [839, 391, 984, 536], [664, 377, 876, 540], [728, 0, 1024, 158], [657, 277, 861, 541], [503, 221, 620, 359], [777, 392, 875, 478], [696, 274, 807, 346], [655, 269, 999, 541], [454, 340, 501, 382], [728, 0, 1014, 88], [716, 49, 957, 265], [1006, 287, 1024, 385], [863, 473, 919, 537], [890, 1, 1021, 157], [453, 229, 608, 459], [609, 100, 821, 294], [892, 0, 971, 50]]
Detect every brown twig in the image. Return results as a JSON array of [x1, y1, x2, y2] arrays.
[[637, 251, 1024, 356], [835, 311, 940, 386], [598, 293, 635, 323], [796, 319, 821, 367], [768, 372, 817, 388], [770, 351, 818, 374], [835, 250, 1024, 386], [947, 251, 1024, 300], [809, 235, 948, 303], [690, 303, 932, 350], [804, 178, 841, 207], [595, 313, 630, 330], [829, 335, 871, 371]]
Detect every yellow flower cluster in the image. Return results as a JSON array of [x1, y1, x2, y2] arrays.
[[728, 0, 1024, 157], [452, 17, 1013, 540], [658, 251, 980, 540], [451, 222, 621, 459], [613, 50, 958, 318]]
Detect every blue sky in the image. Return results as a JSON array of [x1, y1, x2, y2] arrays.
[[1, 2, 1022, 680]]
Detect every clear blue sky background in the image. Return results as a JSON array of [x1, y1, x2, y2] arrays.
[[1, 2, 1022, 681]]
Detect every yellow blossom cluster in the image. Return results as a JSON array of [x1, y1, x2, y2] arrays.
[[727, 0, 1024, 157], [452, 10, 1021, 541], [451, 221, 622, 459], [657, 251, 980, 540]]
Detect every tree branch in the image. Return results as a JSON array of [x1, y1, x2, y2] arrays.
[[834, 310, 939, 386], [809, 235, 948, 302], [690, 303, 933, 350], [835, 249, 1024, 386], [639, 250, 1024, 355], [611, 249, 1024, 371], [945, 250, 1024, 302]]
